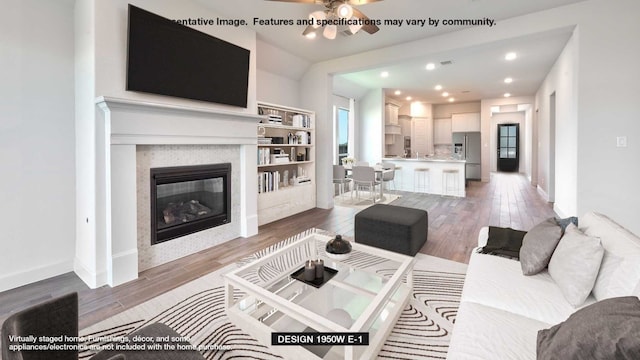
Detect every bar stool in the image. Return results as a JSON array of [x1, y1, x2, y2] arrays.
[[414, 168, 430, 193], [394, 165, 403, 190], [442, 169, 460, 196]]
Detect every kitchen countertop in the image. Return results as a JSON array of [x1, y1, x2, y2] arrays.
[[382, 156, 466, 163]]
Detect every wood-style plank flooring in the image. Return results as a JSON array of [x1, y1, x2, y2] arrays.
[[0, 172, 555, 329]]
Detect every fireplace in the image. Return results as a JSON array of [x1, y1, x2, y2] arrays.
[[150, 163, 231, 245]]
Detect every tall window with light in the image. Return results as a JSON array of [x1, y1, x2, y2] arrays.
[[337, 108, 349, 165]]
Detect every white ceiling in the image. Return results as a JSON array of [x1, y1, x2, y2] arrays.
[[199, 0, 586, 104], [337, 28, 574, 104]]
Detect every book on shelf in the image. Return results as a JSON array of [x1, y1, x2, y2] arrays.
[[258, 170, 281, 193], [258, 148, 270, 165], [292, 114, 312, 128]]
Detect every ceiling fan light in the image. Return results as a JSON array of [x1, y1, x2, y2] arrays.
[[336, 3, 353, 19], [309, 10, 326, 29], [348, 16, 363, 34], [323, 24, 337, 39]]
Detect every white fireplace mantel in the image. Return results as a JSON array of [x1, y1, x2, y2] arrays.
[[89, 96, 259, 288]]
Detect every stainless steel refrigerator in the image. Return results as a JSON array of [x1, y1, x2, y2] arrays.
[[452, 132, 481, 180]]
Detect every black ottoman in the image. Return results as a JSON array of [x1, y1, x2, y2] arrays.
[[355, 204, 428, 256]]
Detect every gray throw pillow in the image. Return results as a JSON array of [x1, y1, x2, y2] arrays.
[[537, 296, 640, 359], [556, 216, 578, 234], [519, 218, 562, 275]]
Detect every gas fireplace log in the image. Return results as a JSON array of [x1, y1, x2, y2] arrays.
[[162, 200, 212, 225]]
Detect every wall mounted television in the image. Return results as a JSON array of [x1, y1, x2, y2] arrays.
[[127, 5, 250, 108]]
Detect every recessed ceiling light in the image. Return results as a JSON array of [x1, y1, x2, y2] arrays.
[[504, 93, 511, 97], [305, 32, 316, 39], [380, 71, 389, 78], [406, 96, 412, 101], [505, 52, 517, 61], [425, 63, 436, 70], [394, 90, 401, 95], [449, 98, 455, 102], [504, 77, 513, 84], [442, 92, 449, 97], [434, 84, 443, 91]]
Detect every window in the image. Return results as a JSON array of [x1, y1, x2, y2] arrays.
[[337, 107, 349, 164]]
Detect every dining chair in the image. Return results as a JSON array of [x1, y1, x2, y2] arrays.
[[351, 166, 380, 203], [380, 162, 396, 190], [332, 165, 352, 198]]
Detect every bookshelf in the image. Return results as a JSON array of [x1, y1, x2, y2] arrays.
[[257, 102, 316, 226]]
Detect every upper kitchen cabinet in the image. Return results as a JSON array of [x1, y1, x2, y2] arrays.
[[385, 103, 399, 125], [451, 113, 481, 132], [434, 118, 452, 144], [384, 102, 403, 156]]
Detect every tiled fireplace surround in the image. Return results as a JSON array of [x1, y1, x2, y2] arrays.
[[95, 97, 260, 287]]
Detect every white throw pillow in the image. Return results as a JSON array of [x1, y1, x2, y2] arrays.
[[548, 224, 604, 307], [596, 256, 640, 300]]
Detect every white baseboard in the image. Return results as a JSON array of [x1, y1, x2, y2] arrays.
[[553, 203, 570, 219], [241, 214, 258, 237], [0, 259, 73, 293], [537, 185, 549, 202], [109, 249, 138, 287], [74, 257, 107, 289]]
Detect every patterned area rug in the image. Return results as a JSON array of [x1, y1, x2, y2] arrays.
[[79, 229, 466, 359], [334, 192, 402, 210]]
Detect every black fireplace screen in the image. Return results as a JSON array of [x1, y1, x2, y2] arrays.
[[150, 163, 231, 245]]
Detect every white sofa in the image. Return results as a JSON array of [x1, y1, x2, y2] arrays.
[[447, 212, 640, 359]]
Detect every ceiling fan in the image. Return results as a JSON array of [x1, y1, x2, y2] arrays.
[[266, 0, 382, 39]]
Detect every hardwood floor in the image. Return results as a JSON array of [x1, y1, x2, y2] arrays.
[[0, 172, 555, 329]]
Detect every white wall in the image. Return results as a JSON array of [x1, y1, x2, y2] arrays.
[[433, 102, 481, 119], [356, 89, 384, 165], [256, 39, 309, 107], [257, 69, 300, 107], [535, 30, 578, 216], [573, 0, 640, 231], [0, 0, 76, 291], [74, 0, 258, 288]]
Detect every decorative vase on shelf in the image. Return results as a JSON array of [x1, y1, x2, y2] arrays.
[[325, 235, 352, 261]]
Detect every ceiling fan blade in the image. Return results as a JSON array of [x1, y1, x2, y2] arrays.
[[352, 7, 379, 34], [265, 0, 323, 4], [302, 24, 316, 36], [346, 0, 383, 5]]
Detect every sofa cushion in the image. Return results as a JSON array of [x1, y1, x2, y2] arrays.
[[519, 218, 562, 275], [447, 301, 550, 360], [548, 223, 604, 307], [580, 212, 640, 301], [537, 296, 640, 360], [462, 249, 596, 325]]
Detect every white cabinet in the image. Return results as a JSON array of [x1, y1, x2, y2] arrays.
[[257, 102, 315, 226], [399, 115, 412, 136], [451, 113, 480, 132], [385, 103, 402, 156], [411, 117, 432, 156], [434, 118, 452, 144], [385, 103, 399, 125]]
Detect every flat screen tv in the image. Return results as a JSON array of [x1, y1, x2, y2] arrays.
[[127, 5, 250, 108]]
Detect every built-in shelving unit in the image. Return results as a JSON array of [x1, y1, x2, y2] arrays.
[[256, 101, 316, 226]]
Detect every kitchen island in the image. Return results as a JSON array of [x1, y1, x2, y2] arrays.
[[383, 157, 466, 197]]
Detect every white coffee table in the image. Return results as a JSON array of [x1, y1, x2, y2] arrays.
[[224, 232, 414, 360]]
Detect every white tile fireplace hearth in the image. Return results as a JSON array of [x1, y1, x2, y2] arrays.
[[85, 97, 261, 289]]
